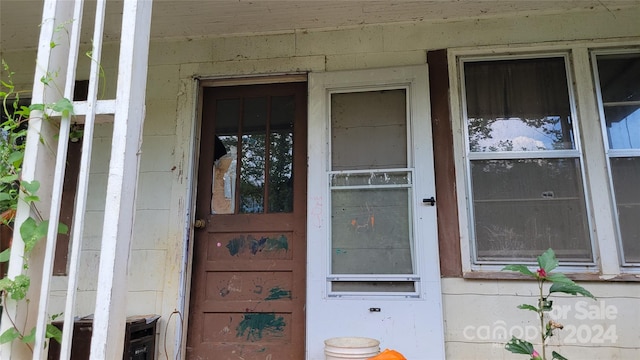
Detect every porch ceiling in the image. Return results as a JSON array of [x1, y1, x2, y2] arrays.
[[1, 0, 638, 52]]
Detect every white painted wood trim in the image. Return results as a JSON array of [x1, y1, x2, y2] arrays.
[[89, 0, 153, 358], [0, 0, 74, 358], [33, 0, 85, 357], [572, 47, 621, 276], [173, 77, 201, 360], [60, 0, 110, 359]]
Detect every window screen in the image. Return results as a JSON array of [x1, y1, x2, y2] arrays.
[[329, 89, 417, 293]]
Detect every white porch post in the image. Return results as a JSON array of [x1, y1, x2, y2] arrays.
[[0, 0, 74, 358], [89, 0, 153, 359]]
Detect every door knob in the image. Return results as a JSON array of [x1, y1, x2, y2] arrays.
[[194, 219, 206, 229]]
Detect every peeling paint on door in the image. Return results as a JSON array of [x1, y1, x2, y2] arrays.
[[236, 313, 286, 341], [226, 234, 289, 256], [265, 286, 291, 300]]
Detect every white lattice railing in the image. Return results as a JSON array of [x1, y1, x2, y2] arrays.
[[0, 0, 153, 359]]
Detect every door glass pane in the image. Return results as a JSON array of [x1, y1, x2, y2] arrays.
[[268, 95, 294, 212], [240, 97, 267, 213], [471, 158, 592, 262], [464, 58, 575, 152], [331, 90, 407, 170], [212, 95, 296, 215], [213, 99, 240, 214]]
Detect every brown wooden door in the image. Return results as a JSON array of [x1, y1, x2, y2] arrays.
[[186, 82, 307, 360]]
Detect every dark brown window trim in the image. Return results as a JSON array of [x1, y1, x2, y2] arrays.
[[429, 49, 463, 278]]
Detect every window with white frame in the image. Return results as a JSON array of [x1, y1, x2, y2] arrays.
[[460, 54, 595, 264], [592, 50, 640, 266]]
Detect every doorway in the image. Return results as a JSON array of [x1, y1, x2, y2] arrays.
[[186, 81, 307, 360]]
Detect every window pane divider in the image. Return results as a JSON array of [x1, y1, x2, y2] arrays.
[[468, 150, 580, 160], [603, 100, 640, 106], [328, 275, 420, 281], [608, 149, 640, 157], [328, 168, 413, 175], [331, 184, 412, 190]]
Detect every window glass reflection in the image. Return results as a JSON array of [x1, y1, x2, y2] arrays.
[[464, 58, 575, 152]]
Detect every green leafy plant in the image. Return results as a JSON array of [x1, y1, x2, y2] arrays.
[[502, 248, 596, 360], [0, 59, 69, 351]]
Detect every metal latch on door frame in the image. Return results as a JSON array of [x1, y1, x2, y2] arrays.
[[422, 197, 436, 206]]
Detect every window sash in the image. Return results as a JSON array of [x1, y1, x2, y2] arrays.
[[593, 50, 640, 266], [460, 54, 595, 265]]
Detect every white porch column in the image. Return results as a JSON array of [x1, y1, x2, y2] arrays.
[[0, 0, 73, 358], [89, 0, 153, 359]]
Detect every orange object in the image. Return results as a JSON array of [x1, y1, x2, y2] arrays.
[[368, 348, 407, 360]]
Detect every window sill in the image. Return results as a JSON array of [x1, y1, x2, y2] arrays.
[[462, 271, 640, 282]]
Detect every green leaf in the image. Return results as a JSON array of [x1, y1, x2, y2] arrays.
[[23, 195, 40, 203], [9, 274, 30, 300], [0, 247, 10, 262], [517, 304, 538, 312], [21, 327, 35, 344], [0, 277, 13, 292], [20, 217, 48, 253], [46, 324, 63, 344], [552, 351, 568, 360], [0, 327, 20, 344], [0, 193, 12, 202], [8, 151, 23, 168], [549, 282, 596, 299], [505, 337, 534, 355], [51, 98, 74, 118], [15, 105, 31, 118], [502, 264, 535, 277], [21, 180, 40, 194], [0, 175, 18, 184], [537, 248, 559, 273], [59, 222, 68, 235], [29, 103, 45, 112], [545, 272, 574, 284]]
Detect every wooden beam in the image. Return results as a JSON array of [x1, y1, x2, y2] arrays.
[[89, 0, 153, 358]]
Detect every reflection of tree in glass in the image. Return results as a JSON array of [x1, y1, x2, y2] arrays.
[[268, 131, 293, 213], [240, 134, 266, 213], [468, 116, 572, 152]]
